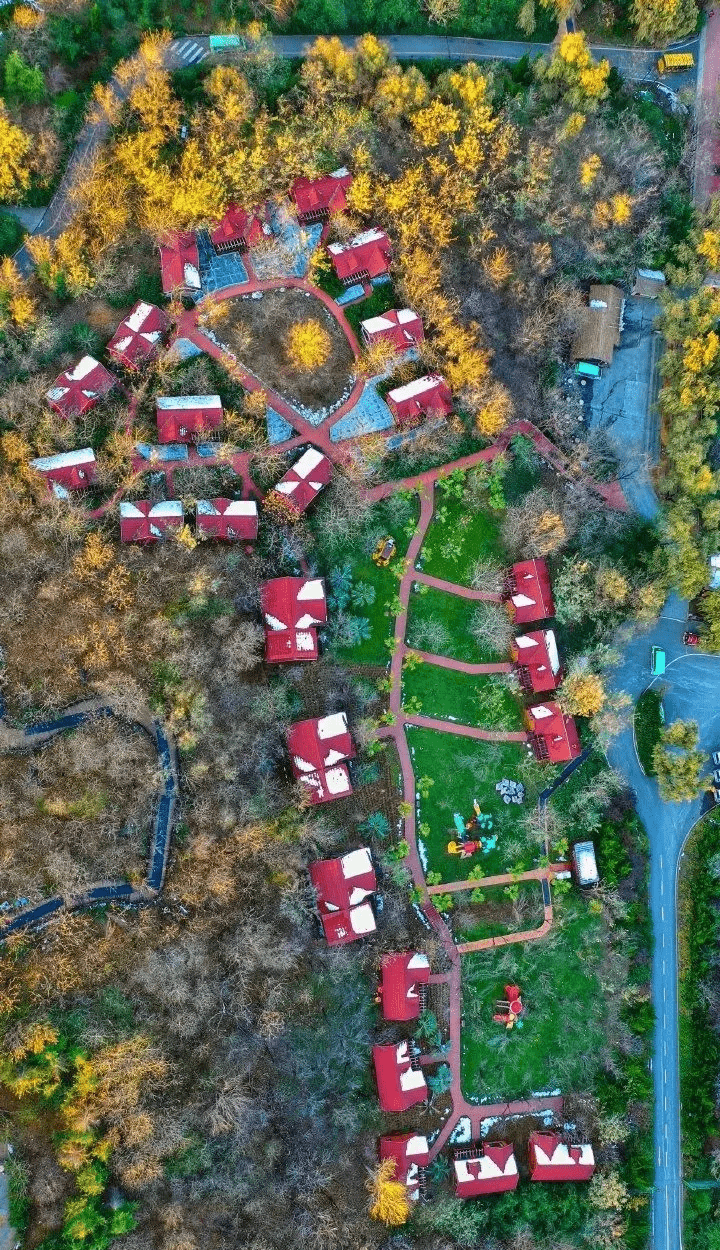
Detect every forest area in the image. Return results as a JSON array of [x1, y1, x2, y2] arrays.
[[0, 7, 715, 1250]]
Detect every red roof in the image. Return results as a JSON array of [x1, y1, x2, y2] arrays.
[[210, 204, 264, 251], [196, 498, 258, 541], [159, 231, 200, 294], [107, 302, 170, 371], [386, 375, 453, 426], [261, 576, 327, 663], [30, 447, 96, 491], [511, 629, 561, 693], [155, 394, 223, 444], [361, 308, 424, 354], [286, 712, 355, 804], [309, 847, 377, 945], [506, 559, 554, 624], [372, 1041, 428, 1112], [119, 500, 183, 543], [46, 355, 116, 418], [526, 701, 581, 763], [453, 1143, 519, 1197], [269, 448, 333, 516], [528, 1133, 595, 1182], [328, 229, 392, 282], [378, 1133, 429, 1198], [292, 168, 353, 219], [379, 952, 430, 1021]]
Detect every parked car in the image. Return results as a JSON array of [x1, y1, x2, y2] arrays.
[[713, 751, 720, 766], [372, 536, 396, 567], [651, 645, 666, 675], [683, 631, 700, 646]]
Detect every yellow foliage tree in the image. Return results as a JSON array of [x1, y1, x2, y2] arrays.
[[286, 319, 332, 370], [541, 33, 610, 112], [0, 102, 31, 201], [367, 1158, 410, 1226], [631, 0, 698, 45], [580, 153, 601, 188], [559, 668, 607, 717]]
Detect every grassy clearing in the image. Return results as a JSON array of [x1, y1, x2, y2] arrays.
[[418, 492, 504, 585], [402, 661, 523, 732], [409, 727, 548, 883], [452, 881, 545, 944], [547, 749, 606, 817], [405, 584, 507, 664], [634, 689, 663, 776], [461, 898, 606, 1103]]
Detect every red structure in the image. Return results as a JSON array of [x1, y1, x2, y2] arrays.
[[361, 308, 424, 354], [196, 498, 258, 541], [378, 1133, 430, 1200], [505, 559, 554, 624], [492, 983, 524, 1027], [309, 847, 377, 945], [511, 629, 562, 694], [269, 447, 333, 517], [328, 228, 392, 284], [210, 204, 264, 254], [30, 448, 96, 492], [107, 302, 170, 371], [528, 1132, 595, 1182], [155, 395, 223, 444], [386, 375, 453, 427], [119, 500, 184, 543], [378, 952, 430, 1021], [453, 1143, 519, 1198], [526, 702, 581, 763], [291, 168, 353, 222], [46, 356, 116, 419], [372, 1041, 428, 1113], [261, 576, 327, 663], [159, 231, 201, 295], [286, 712, 355, 804]]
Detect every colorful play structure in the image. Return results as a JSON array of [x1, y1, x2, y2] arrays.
[[493, 984, 524, 1030], [447, 801, 498, 857]]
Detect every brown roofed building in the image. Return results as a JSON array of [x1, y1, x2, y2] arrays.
[[571, 284, 624, 368]]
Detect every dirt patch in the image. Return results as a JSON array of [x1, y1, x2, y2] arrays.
[[208, 288, 356, 412], [0, 719, 159, 904]]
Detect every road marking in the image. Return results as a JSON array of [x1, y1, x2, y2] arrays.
[[661, 906, 665, 921], [663, 960, 666, 974], [176, 38, 192, 53]]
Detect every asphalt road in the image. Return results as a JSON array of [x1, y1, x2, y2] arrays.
[[585, 294, 662, 520], [607, 593, 720, 1250]]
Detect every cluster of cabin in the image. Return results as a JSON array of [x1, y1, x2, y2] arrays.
[[504, 558, 581, 764]]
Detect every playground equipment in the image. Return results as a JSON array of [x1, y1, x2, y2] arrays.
[[449, 805, 496, 857], [493, 984, 524, 1030]]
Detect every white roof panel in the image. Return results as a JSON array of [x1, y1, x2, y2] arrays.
[[126, 302, 154, 332], [388, 375, 441, 403], [317, 711, 348, 739], [31, 447, 96, 471], [342, 846, 373, 880], [293, 447, 325, 478], [156, 394, 222, 410], [350, 901, 376, 934]]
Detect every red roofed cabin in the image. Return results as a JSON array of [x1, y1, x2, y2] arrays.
[[511, 629, 562, 694], [261, 576, 327, 663], [107, 302, 170, 372], [453, 1143, 519, 1198], [378, 1134, 430, 1201], [309, 847, 377, 945], [526, 702, 581, 763], [286, 712, 355, 804], [46, 356, 116, 419], [210, 204, 264, 255], [292, 168, 353, 223], [159, 232, 200, 295], [504, 559, 554, 624], [269, 448, 333, 518], [119, 500, 183, 543], [361, 308, 424, 354], [386, 375, 453, 428], [196, 498, 258, 541], [328, 228, 392, 285], [30, 448, 96, 493], [156, 395, 223, 444], [528, 1133, 595, 1182], [378, 952, 430, 1021], [373, 1041, 428, 1113]]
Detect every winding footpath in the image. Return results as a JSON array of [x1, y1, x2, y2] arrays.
[[0, 698, 178, 939]]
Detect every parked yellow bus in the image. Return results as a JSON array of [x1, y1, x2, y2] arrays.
[[657, 51, 695, 73]]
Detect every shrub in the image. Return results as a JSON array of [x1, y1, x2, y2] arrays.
[[286, 319, 331, 370]]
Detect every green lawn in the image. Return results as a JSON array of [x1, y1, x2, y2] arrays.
[[419, 492, 504, 585], [453, 882, 545, 944], [409, 727, 548, 883], [402, 662, 524, 732], [405, 584, 507, 664], [635, 689, 663, 776], [460, 899, 606, 1103]]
